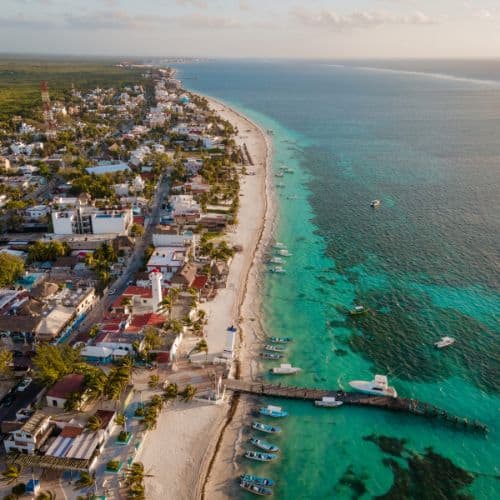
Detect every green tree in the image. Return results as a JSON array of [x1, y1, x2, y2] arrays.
[[130, 224, 144, 237], [11, 482, 26, 497], [32, 344, 82, 386], [35, 491, 57, 500], [0, 254, 24, 287], [86, 415, 102, 432], [73, 472, 95, 491], [164, 383, 178, 399], [180, 384, 197, 402], [148, 374, 160, 389], [1, 464, 22, 485]]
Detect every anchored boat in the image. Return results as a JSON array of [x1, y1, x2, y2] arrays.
[[252, 421, 282, 434], [259, 405, 288, 418], [371, 199, 381, 207], [435, 336, 456, 348], [260, 352, 283, 360], [348, 305, 368, 316], [269, 337, 292, 343], [264, 344, 286, 352], [240, 474, 275, 487], [314, 396, 343, 408], [250, 437, 280, 453], [277, 249, 292, 257], [270, 363, 301, 375], [269, 266, 286, 274], [245, 450, 278, 462], [240, 480, 273, 496], [349, 374, 398, 398]]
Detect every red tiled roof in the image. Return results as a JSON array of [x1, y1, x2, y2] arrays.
[[192, 275, 208, 290], [133, 216, 145, 225], [47, 374, 85, 399], [125, 313, 165, 333], [122, 286, 153, 299], [60, 425, 83, 438], [95, 410, 116, 429]]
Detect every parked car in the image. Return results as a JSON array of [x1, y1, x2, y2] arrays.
[[17, 377, 32, 392], [108, 288, 117, 296]]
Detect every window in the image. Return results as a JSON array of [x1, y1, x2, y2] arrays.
[[52, 400, 58, 406]]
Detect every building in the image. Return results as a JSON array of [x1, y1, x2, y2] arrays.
[[146, 246, 188, 282], [3, 412, 52, 454], [0, 156, 11, 170], [150, 269, 163, 311], [25, 205, 49, 220], [46, 374, 86, 409]]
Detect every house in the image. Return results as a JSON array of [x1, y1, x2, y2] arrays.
[[171, 262, 197, 288], [3, 412, 52, 454], [146, 246, 188, 282], [35, 305, 74, 342], [46, 374, 86, 409], [25, 205, 49, 221]]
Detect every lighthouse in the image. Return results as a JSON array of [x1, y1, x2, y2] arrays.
[[149, 269, 163, 311]]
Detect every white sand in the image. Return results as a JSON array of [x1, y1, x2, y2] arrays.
[[138, 97, 274, 500]]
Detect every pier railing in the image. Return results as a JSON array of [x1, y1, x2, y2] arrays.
[[224, 380, 488, 433]]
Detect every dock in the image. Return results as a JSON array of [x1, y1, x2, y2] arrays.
[[224, 380, 488, 433]]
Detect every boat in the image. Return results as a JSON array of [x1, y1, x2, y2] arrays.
[[283, 168, 294, 174], [277, 249, 292, 257], [240, 480, 273, 496], [371, 199, 381, 207], [314, 396, 344, 408], [269, 266, 286, 274], [259, 405, 288, 418], [349, 374, 398, 398], [434, 336, 456, 349], [264, 344, 286, 352], [274, 172, 284, 178], [260, 352, 283, 360], [269, 337, 292, 343], [270, 363, 301, 375], [244, 450, 278, 462], [250, 437, 280, 452], [252, 421, 282, 434], [275, 183, 285, 188], [240, 474, 275, 487], [348, 305, 368, 316], [268, 257, 285, 264], [273, 242, 286, 249]]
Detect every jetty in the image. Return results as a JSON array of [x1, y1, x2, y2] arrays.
[[224, 380, 488, 433]]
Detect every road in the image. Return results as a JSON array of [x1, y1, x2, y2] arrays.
[[71, 174, 170, 343]]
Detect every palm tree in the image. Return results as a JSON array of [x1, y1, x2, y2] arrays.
[[1, 464, 21, 484], [35, 491, 57, 500], [180, 384, 197, 402], [86, 415, 102, 432], [164, 383, 178, 399], [73, 472, 95, 491], [115, 412, 126, 427], [196, 339, 208, 354], [148, 374, 159, 389]]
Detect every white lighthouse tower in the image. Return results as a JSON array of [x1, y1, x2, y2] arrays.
[[149, 269, 163, 312]]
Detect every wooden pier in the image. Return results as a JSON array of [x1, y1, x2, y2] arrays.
[[224, 380, 488, 433]]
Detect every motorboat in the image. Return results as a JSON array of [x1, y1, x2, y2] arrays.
[[250, 437, 280, 452], [273, 242, 286, 249], [268, 257, 285, 264], [264, 344, 286, 352], [348, 305, 368, 316], [275, 183, 285, 188], [269, 337, 292, 343], [270, 363, 301, 375], [269, 266, 285, 274], [314, 396, 343, 408], [435, 336, 456, 349], [240, 474, 275, 487], [277, 249, 292, 257], [259, 405, 288, 418], [371, 199, 381, 208], [260, 352, 283, 360], [274, 172, 284, 178], [244, 450, 278, 462], [240, 480, 273, 496], [349, 374, 398, 398], [252, 421, 282, 434]]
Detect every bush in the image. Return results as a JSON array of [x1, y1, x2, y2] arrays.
[[106, 460, 120, 471], [11, 483, 26, 496]]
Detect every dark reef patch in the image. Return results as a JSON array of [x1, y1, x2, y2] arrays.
[[363, 434, 407, 457]]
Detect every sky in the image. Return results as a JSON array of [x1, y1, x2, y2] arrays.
[[1, 0, 499, 59]]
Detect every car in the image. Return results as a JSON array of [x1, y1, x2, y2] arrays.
[[107, 288, 117, 296], [1, 393, 16, 407], [127, 280, 134, 286], [17, 377, 32, 392]]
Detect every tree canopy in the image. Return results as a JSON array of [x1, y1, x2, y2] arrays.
[[0, 253, 24, 287]]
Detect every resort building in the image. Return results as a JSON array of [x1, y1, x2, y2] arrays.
[[146, 246, 188, 282], [3, 412, 53, 454]]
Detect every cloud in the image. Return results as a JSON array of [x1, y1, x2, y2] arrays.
[[291, 7, 436, 30], [176, 0, 208, 8], [239, 0, 252, 11], [177, 13, 241, 29], [473, 9, 493, 20], [65, 10, 137, 30], [0, 14, 56, 29]]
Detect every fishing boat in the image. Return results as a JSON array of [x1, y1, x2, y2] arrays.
[[273, 242, 286, 249], [314, 396, 343, 408], [349, 374, 398, 398], [269, 336, 292, 343], [268, 257, 285, 264], [270, 363, 301, 375], [275, 183, 285, 188], [274, 172, 284, 178], [283, 168, 294, 174], [250, 437, 280, 452], [260, 352, 283, 360], [348, 305, 368, 316], [245, 450, 278, 462], [240, 474, 275, 487], [240, 480, 273, 496], [277, 249, 292, 257], [264, 344, 286, 352], [252, 421, 282, 434], [371, 199, 381, 208], [435, 336, 456, 349], [269, 266, 285, 274], [259, 405, 288, 418]]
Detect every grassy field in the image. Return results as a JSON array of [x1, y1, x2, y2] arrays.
[[0, 56, 145, 122]]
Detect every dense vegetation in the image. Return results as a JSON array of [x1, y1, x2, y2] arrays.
[[0, 253, 24, 286]]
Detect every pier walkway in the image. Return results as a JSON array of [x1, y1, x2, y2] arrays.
[[224, 379, 488, 433]]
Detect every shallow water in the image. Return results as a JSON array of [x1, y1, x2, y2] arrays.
[[176, 60, 500, 499]]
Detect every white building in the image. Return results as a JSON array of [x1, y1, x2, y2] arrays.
[[150, 269, 163, 311], [3, 412, 52, 454], [146, 246, 188, 282], [25, 205, 49, 220]]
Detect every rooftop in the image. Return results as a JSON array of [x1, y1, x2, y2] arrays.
[[47, 374, 85, 399]]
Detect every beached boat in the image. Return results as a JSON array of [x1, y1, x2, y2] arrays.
[[250, 437, 280, 452], [264, 344, 286, 352], [260, 352, 283, 360], [270, 363, 301, 375], [349, 374, 398, 398], [269, 266, 286, 274], [252, 421, 282, 434], [277, 249, 292, 257], [348, 305, 368, 316], [240, 474, 275, 487], [435, 336, 456, 349], [245, 450, 278, 462], [269, 337, 292, 343], [240, 480, 273, 496], [259, 405, 288, 418], [314, 396, 343, 408]]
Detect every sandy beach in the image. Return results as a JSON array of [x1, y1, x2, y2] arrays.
[[137, 96, 275, 500]]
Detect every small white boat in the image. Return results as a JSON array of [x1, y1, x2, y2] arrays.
[[269, 266, 285, 274], [275, 172, 284, 178], [273, 242, 286, 249], [349, 374, 398, 398], [270, 363, 301, 375], [371, 199, 381, 208], [268, 257, 284, 264], [277, 249, 292, 257], [314, 396, 343, 408], [435, 336, 456, 349]]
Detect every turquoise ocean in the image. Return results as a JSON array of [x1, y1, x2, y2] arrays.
[[174, 60, 499, 499]]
